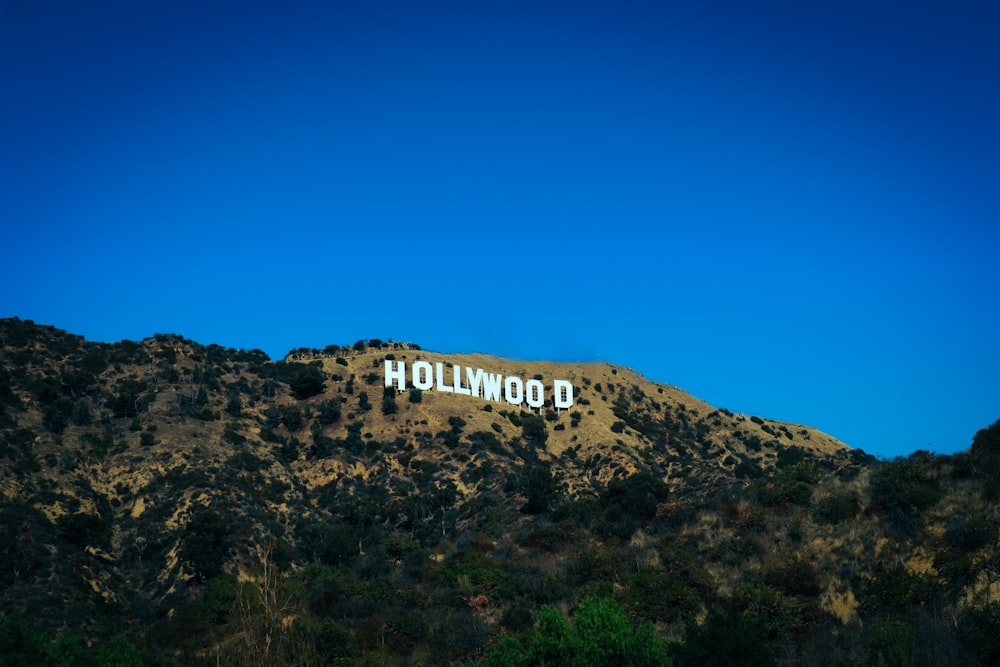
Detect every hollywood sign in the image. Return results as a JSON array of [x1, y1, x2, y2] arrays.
[[384, 360, 574, 409]]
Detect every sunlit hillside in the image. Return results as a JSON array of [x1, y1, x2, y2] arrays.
[[1, 317, 999, 667]]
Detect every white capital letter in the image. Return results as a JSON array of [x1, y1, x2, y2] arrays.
[[526, 379, 544, 409], [384, 360, 406, 391], [453, 365, 471, 395], [435, 362, 454, 392], [554, 380, 574, 409], [482, 372, 503, 402], [505, 376, 524, 405], [413, 361, 433, 390], [467, 367, 485, 397]]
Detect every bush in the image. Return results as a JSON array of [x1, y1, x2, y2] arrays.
[[864, 617, 916, 667], [812, 490, 861, 524], [381, 393, 398, 415], [520, 464, 559, 514], [0, 618, 49, 666], [674, 604, 774, 667], [98, 634, 146, 667], [520, 413, 547, 445], [775, 445, 806, 469], [871, 457, 941, 514], [970, 418, 1000, 462], [960, 602, 1000, 665], [759, 461, 820, 507], [464, 596, 669, 667], [863, 565, 941, 616], [316, 399, 342, 425], [274, 362, 326, 399], [761, 559, 821, 597], [180, 506, 232, 580], [57, 511, 112, 551], [279, 405, 305, 432]]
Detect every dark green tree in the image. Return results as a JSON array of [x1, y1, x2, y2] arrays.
[[960, 602, 1000, 666], [521, 413, 548, 446], [316, 398, 342, 425], [674, 605, 775, 667], [98, 634, 145, 667], [276, 363, 326, 400], [57, 511, 112, 551], [971, 418, 1000, 498], [181, 506, 232, 580], [459, 596, 669, 667], [521, 464, 559, 514]]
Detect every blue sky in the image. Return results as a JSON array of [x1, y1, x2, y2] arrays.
[[2, 0, 998, 458]]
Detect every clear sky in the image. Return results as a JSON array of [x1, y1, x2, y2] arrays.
[[2, 0, 998, 458]]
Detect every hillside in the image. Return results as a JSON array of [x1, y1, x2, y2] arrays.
[[1, 317, 999, 667]]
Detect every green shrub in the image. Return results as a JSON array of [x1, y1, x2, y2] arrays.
[[180, 506, 232, 580], [279, 405, 305, 431], [871, 457, 941, 514], [57, 511, 111, 551], [863, 565, 941, 616], [775, 445, 806, 469], [273, 362, 326, 399], [960, 601, 1000, 665], [463, 596, 669, 667], [316, 399, 342, 425], [864, 617, 916, 667], [520, 414, 547, 445], [381, 394, 398, 415], [520, 464, 559, 514], [812, 490, 861, 524], [674, 603, 774, 667], [98, 634, 146, 667], [223, 424, 246, 446]]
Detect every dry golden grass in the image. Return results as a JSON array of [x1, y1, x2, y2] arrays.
[[285, 346, 852, 500]]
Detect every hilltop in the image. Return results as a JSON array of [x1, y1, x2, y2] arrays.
[[1, 317, 999, 666]]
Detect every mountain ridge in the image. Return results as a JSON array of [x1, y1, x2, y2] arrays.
[[4, 317, 999, 666]]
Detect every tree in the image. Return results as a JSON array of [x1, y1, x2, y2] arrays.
[[521, 413, 548, 446], [971, 418, 1000, 498], [463, 596, 669, 667], [279, 405, 305, 432], [181, 506, 232, 580], [971, 418, 1000, 461], [233, 544, 317, 666], [522, 596, 672, 667], [275, 363, 326, 400], [98, 634, 145, 667], [521, 464, 559, 514], [57, 511, 111, 551], [960, 602, 1000, 665], [870, 456, 941, 515], [865, 617, 916, 667], [43, 633, 85, 667], [675, 605, 775, 667], [316, 399, 342, 425]]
